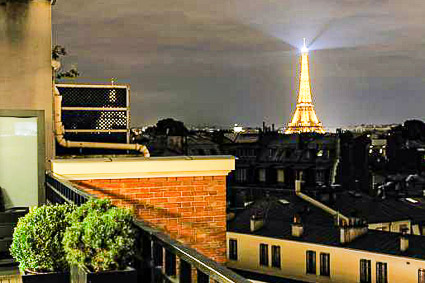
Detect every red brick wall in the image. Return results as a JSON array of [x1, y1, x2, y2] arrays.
[[71, 176, 227, 263]]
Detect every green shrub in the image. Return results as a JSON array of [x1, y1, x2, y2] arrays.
[[63, 199, 135, 272], [66, 198, 113, 223], [10, 204, 75, 273]]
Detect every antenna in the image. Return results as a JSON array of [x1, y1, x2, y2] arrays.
[[301, 38, 309, 53]]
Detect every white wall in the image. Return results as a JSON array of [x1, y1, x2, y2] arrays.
[[227, 232, 425, 283], [0, 0, 53, 161]]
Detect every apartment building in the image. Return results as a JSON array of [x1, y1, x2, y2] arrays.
[[227, 196, 425, 283]]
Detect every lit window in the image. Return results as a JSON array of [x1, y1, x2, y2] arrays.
[[229, 239, 237, 260], [320, 253, 330, 277], [259, 244, 268, 266], [271, 245, 281, 268], [360, 259, 371, 283], [376, 262, 387, 283], [406, 198, 418, 204], [277, 169, 285, 183], [258, 169, 266, 182], [317, 150, 323, 157], [306, 250, 316, 274]]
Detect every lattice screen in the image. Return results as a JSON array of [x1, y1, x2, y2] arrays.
[[56, 84, 130, 156]]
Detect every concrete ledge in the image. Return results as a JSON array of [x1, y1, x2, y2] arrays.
[[50, 155, 235, 180]]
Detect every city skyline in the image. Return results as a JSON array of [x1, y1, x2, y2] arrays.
[[53, 0, 425, 128]]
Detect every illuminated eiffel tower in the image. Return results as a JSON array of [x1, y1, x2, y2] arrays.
[[285, 39, 325, 134]]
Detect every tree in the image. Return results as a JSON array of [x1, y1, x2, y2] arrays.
[[52, 45, 80, 81]]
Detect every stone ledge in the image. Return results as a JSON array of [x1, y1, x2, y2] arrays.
[[51, 155, 235, 180]]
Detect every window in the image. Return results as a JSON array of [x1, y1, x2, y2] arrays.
[[320, 253, 330, 276], [316, 170, 325, 184], [229, 239, 237, 260], [305, 150, 311, 159], [360, 259, 371, 283], [0, 115, 43, 208], [376, 262, 388, 283], [399, 224, 408, 233], [419, 269, 425, 283], [235, 168, 247, 182], [271, 245, 281, 268], [277, 169, 285, 183], [259, 244, 268, 266], [258, 169, 266, 182], [306, 250, 316, 274]]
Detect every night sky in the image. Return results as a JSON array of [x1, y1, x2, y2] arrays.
[[53, 0, 425, 130]]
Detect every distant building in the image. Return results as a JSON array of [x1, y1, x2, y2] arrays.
[[344, 124, 399, 134], [387, 120, 425, 174], [222, 131, 371, 206], [227, 195, 425, 283]]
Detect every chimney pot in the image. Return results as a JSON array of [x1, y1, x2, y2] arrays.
[[250, 215, 264, 232], [291, 223, 304, 237], [400, 228, 409, 252], [291, 214, 303, 237]]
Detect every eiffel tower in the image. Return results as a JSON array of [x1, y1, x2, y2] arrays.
[[285, 39, 325, 134]]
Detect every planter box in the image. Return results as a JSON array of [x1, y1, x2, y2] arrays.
[[71, 265, 137, 283], [21, 271, 70, 283]]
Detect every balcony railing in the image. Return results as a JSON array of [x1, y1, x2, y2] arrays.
[[45, 172, 249, 283]]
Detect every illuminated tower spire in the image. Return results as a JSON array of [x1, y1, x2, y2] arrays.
[[285, 39, 325, 134]]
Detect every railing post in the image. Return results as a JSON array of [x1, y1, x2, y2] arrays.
[[197, 270, 209, 283], [140, 233, 153, 283], [152, 241, 164, 282], [153, 242, 163, 267], [179, 259, 191, 283], [165, 249, 176, 277]]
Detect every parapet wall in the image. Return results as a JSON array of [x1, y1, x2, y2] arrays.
[[51, 156, 235, 264]]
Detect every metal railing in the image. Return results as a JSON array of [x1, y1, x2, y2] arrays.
[[45, 173, 249, 283]]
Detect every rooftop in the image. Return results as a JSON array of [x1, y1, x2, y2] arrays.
[[326, 191, 425, 223], [228, 195, 425, 261]]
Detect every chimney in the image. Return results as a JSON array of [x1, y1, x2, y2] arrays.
[[340, 222, 368, 244], [400, 228, 409, 252], [250, 214, 264, 232], [291, 214, 303, 237]]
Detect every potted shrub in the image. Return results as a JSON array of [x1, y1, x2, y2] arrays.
[[10, 203, 74, 283], [63, 199, 136, 283]]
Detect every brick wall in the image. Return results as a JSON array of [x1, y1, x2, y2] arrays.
[[72, 176, 227, 263]]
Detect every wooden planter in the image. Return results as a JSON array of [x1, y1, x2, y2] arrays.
[[70, 265, 137, 283], [21, 271, 70, 283]]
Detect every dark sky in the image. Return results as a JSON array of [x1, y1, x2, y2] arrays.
[[53, 0, 425, 130]]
